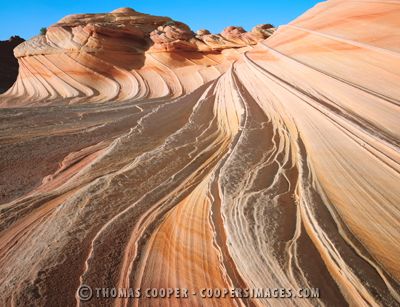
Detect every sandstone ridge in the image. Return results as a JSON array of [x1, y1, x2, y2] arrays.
[[14, 8, 273, 57], [1, 8, 274, 105]]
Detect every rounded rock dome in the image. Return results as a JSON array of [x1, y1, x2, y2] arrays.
[[111, 7, 136, 14]]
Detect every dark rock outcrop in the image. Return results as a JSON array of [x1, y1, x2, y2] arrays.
[[0, 36, 24, 93]]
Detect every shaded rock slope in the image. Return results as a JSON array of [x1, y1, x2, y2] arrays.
[[0, 35, 24, 93]]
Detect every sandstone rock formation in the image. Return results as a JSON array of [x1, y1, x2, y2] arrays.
[[0, 36, 25, 93], [0, 0, 399, 306], [0, 9, 273, 106]]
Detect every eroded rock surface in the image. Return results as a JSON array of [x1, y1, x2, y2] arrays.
[[0, 9, 274, 106], [0, 1, 399, 306]]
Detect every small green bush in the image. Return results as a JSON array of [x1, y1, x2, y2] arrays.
[[40, 27, 47, 35]]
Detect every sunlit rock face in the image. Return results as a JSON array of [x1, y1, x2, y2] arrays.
[[0, 0, 399, 306], [0, 9, 273, 106]]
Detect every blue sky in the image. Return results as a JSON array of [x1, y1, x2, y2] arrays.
[[0, 0, 322, 40]]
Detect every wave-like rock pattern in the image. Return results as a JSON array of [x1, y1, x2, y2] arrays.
[[0, 8, 273, 106], [0, 0, 399, 306]]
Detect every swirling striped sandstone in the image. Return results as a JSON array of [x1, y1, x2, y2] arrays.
[[0, 0, 399, 306], [0, 9, 273, 106]]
